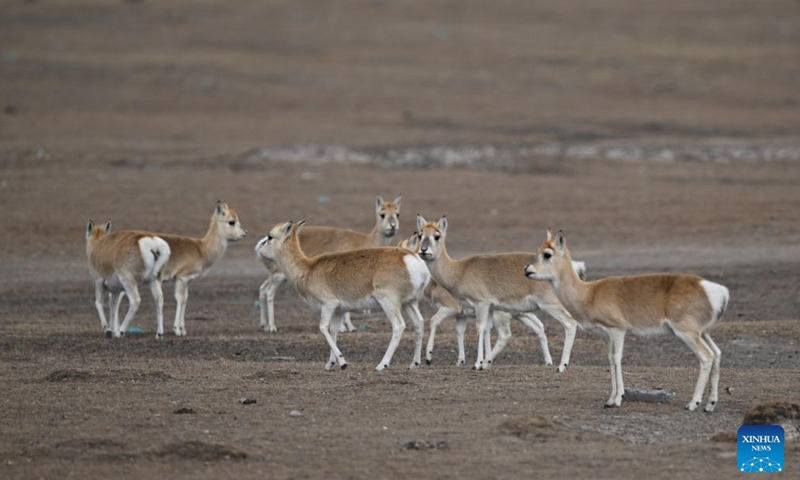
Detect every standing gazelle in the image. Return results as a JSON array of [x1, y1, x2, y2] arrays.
[[256, 220, 429, 371], [524, 230, 729, 412], [416, 215, 580, 372], [258, 195, 402, 333], [86, 220, 171, 339], [98, 202, 248, 338]]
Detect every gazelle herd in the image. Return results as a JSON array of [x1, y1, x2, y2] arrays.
[[86, 196, 729, 411]]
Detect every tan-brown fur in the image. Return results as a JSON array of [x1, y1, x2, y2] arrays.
[[257, 195, 401, 332], [258, 219, 429, 371], [85, 220, 171, 339], [525, 230, 728, 411], [416, 216, 579, 371], [87, 228, 156, 281]]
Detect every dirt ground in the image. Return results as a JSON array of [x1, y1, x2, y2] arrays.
[[1, 1, 800, 479]]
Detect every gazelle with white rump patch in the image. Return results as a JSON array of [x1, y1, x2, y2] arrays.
[[416, 215, 580, 372], [400, 231, 584, 367], [258, 195, 402, 333], [158, 201, 248, 337], [256, 220, 429, 371], [86, 220, 171, 339], [524, 230, 729, 412]]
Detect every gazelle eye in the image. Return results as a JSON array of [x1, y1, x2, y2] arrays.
[[228, 220, 236, 226], [434, 234, 441, 241], [543, 251, 552, 260], [380, 213, 386, 219]]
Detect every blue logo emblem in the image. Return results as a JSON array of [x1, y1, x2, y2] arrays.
[[738, 425, 785, 473]]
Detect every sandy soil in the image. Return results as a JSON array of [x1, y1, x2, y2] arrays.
[[1, 1, 799, 479]]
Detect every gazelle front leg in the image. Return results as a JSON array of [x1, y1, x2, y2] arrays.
[[486, 312, 513, 368], [173, 278, 188, 336], [455, 317, 467, 366], [109, 291, 123, 337], [150, 280, 165, 340], [426, 305, 457, 365], [115, 275, 141, 339], [538, 303, 577, 372], [473, 303, 491, 370], [260, 273, 286, 333]]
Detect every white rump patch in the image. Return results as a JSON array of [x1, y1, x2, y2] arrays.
[[700, 280, 729, 319], [138, 236, 171, 281], [404, 254, 431, 292]]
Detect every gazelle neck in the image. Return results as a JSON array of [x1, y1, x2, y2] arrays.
[[200, 215, 227, 268], [278, 233, 312, 282], [553, 249, 590, 318], [367, 222, 392, 247], [429, 241, 460, 291]]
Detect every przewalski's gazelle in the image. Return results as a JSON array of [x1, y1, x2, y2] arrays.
[[158, 201, 247, 336], [524, 230, 729, 412], [416, 215, 580, 372], [258, 195, 402, 333], [86, 220, 171, 339], [256, 220, 429, 371]]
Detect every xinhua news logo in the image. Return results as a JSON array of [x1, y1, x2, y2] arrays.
[[737, 425, 785, 473]]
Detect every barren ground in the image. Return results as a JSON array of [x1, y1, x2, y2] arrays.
[[1, 1, 799, 479]]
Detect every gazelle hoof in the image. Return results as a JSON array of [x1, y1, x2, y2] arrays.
[[425, 359, 431, 366], [105, 331, 112, 338], [340, 363, 347, 370], [156, 333, 163, 341]]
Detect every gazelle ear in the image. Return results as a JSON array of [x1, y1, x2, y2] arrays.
[[295, 219, 307, 235], [546, 228, 553, 242], [556, 230, 566, 253], [103, 220, 113, 234], [407, 232, 420, 251], [86, 220, 94, 237], [376, 195, 385, 213], [437, 216, 448, 235], [393, 195, 402, 212], [280, 221, 294, 237], [416, 214, 426, 231], [216, 200, 228, 216]]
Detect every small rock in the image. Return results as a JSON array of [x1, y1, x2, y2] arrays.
[[289, 410, 304, 417], [173, 407, 196, 415], [238, 397, 257, 405]]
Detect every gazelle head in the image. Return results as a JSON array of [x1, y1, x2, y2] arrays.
[[255, 220, 306, 261], [416, 214, 447, 262], [524, 229, 570, 282], [376, 195, 402, 239], [215, 201, 248, 242], [86, 219, 112, 241]]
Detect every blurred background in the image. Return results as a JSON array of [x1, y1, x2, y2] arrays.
[[2, 0, 798, 156]]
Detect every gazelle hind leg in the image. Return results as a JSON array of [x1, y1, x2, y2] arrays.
[[325, 312, 344, 371], [342, 312, 357, 333], [116, 275, 141, 339], [539, 303, 578, 372], [94, 279, 110, 336], [701, 333, 722, 412], [672, 326, 714, 411], [515, 312, 553, 366], [319, 304, 347, 370], [149, 280, 165, 340], [404, 301, 424, 370], [604, 328, 626, 407], [375, 295, 406, 371], [109, 290, 123, 337]]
